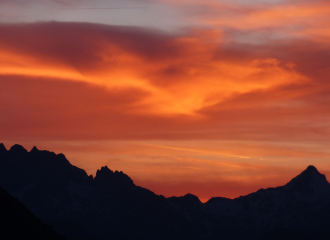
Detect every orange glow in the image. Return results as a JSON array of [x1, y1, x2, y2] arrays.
[[0, 25, 307, 117], [1, 19, 330, 200], [4, 139, 329, 202]]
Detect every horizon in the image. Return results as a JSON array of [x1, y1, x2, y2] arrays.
[[2, 142, 329, 203], [1, 0, 330, 203]]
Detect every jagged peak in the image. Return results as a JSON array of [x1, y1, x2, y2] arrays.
[[30, 146, 39, 153], [29, 145, 70, 164], [284, 165, 330, 193], [9, 144, 28, 154], [96, 166, 114, 176], [295, 165, 324, 180], [94, 166, 134, 188], [95, 166, 133, 179]]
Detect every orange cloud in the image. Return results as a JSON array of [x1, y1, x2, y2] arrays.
[[0, 22, 329, 142], [0, 23, 307, 117], [2, 22, 330, 199]]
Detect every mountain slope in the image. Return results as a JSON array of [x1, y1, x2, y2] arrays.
[[204, 165, 330, 239], [1, 143, 330, 240], [0, 184, 66, 240], [0, 144, 209, 240]]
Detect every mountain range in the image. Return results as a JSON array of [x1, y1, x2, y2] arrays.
[[1, 143, 330, 240]]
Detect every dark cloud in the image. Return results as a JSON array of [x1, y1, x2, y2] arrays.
[[0, 22, 183, 72]]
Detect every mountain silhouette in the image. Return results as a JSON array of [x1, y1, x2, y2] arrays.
[[1, 143, 330, 240], [0, 184, 66, 240], [283, 165, 330, 195]]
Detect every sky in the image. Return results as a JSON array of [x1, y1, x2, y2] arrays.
[[1, 0, 330, 202]]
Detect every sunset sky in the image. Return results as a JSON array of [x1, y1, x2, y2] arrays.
[[1, 0, 330, 202]]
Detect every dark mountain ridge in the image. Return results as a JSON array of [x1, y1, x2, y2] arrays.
[[1, 143, 330, 240], [0, 183, 66, 240]]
